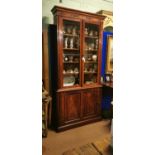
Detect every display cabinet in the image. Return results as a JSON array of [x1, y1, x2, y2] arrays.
[[49, 6, 105, 131]]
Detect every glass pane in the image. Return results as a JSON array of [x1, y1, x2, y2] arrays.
[[84, 23, 99, 84], [62, 20, 80, 87]]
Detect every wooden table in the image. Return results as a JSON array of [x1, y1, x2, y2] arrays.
[[101, 82, 113, 89]]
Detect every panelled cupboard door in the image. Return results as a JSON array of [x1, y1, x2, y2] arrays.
[[81, 88, 101, 119], [59, 17, 82, 88], [59, 91, 81, 124]]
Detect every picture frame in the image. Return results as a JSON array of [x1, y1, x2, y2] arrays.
[[106, 35, 113, 73]]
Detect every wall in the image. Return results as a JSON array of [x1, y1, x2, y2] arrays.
[[42, 0, 113, 25]]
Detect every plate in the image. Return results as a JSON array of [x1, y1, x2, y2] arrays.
[[63, 76, 75, 86], [85, 81, 93, 84]]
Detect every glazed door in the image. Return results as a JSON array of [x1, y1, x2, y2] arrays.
[[60, 18, 82, 88], [82, 22, 101, 86]]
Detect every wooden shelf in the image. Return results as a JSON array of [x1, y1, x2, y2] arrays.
[[84, 54, 97, 56], [63, 33, 79, 37], [63, 72, 79, 75], [84, 49, 98, 52], [85, 35, 98, 39], [63, 48, 79, 51], [85, 61, 98, 63], [84, 82, 96, 85], [84, 72, 97, 74], [63, 61, 79, 63], [64, 53, 80, 56]]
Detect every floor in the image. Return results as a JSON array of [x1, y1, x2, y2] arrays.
[[42, 120, 112, 155]]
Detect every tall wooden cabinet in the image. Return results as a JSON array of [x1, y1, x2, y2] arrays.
[[49, 6, 105, 131]]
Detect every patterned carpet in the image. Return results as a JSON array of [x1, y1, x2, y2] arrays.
[[62, 143, 102, 155], [62, 136, 113, 155]]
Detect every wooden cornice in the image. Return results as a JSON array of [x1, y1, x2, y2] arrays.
[[51, 5, 106, 20]]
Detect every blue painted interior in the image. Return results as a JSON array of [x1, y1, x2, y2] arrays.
[[101, 31, 113, 110], [101, 31, 113, 78]]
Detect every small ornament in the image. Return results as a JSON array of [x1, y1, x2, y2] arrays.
[[92, 54, 97, 61], [67, 26, 72, 34], [95, 39, 98, 49], [94, 31, 98, 36], [74, 67, 79, 73], [89, 30, 93, 36], [85, 28, 88, 35], [64, 56, 69, 62], [70, 38, 74, 48], [69, 55, 74, 62], [64, 37, 68, 48], [72, 27, 77, 35]]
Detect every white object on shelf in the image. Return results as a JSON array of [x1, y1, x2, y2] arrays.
[[63, 76, 75, 87], [63, 83, 74, 87], [92, 54, 97, 61]]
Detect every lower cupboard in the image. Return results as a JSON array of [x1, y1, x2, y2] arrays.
[[53, 87, 102, 131]]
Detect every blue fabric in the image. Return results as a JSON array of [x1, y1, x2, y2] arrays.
[[101, 31, 113, 110]]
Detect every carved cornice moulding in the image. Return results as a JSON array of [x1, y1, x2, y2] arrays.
[[97, 10, 113, 28]]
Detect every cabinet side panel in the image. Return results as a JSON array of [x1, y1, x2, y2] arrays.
[[48, 24, 58, 95]]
